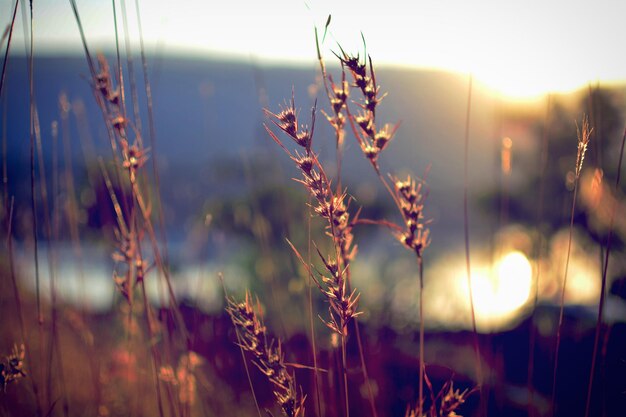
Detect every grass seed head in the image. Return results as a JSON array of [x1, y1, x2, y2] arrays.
[[226, 293, 305, 417], [1, 345, 26, 392], [575, 115, 593, 178]]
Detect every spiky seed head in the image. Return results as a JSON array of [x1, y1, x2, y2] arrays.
[[364, 83, 374, 96], [276, 108, 297, 136], [278, 107, 296, 124], [296, 156, 314, 173], [333, 83, 348, 102], [364, 145, 378, 160], [365, 95, 380, 111], [296, 130, 311, 148], [112, 115, 126, 130], [575, 115, 592, 178], [375, 130, 390, 149], [331, 97, 344, 113], [395, 179, 410, 194]]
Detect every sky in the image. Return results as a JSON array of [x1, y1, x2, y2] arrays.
[[4, 0, 626, 98]]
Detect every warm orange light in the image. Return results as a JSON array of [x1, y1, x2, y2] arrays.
[[501, 137, 512, 175], [423, 249, 534, 331], [468, 251, 532, 327]]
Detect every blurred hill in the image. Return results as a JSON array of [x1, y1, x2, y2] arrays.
[[3, 55, 505, 247]]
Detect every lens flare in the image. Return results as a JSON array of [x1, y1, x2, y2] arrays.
[[463, 251, 533, 330]]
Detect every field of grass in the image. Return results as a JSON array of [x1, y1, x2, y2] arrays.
[[1, 2, 626, 417]]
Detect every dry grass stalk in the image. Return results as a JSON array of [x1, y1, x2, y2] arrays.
[[336, 49, 395, 171], [264, 100, 361, 335], [326, 47, 434, 413], [576, 116, 592, 178], [0, 0, 19, 100], [89, 48, 184, 417], [0, 344, 26, 392], [92, 56, 184, 332], [320, 48, 431, 260], [276, 42, 439, 417], [95, 53, 149, 177], [461, 75, 483, 414], [527, 95, 552, 417], [317, 57, 349, 178], [265, 97, 359, 416], [315, 33, 382, 417], [133, 0, 170, 268], [584, 123, 624, 417], [226, 293, 306, 417], [551, 115, 592, 416], [405, 377, 473, 417], [392, 175, 431, 257]]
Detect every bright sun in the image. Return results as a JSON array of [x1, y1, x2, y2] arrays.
[[470, 251, 533, 327], [30, 0, 626, 102], [470, 62, 590, 101]]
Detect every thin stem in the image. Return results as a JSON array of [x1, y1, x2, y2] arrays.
[[7, 197, 39, 406], [34, 104, 65, 415], [132, 176, 190, 343], [418, 258, 425, 414], [341, 331, 350, 417], [59, 94, 88, 319], [528, 94, 551, 417], [354, 320, 378, 417], [220, 277, 263, 417], [584, 126, 626, 417], [307, 195, 323, 417], [551, 180, 580, 416], [120, 0, 141, 134], [68, 0, 97, 79], [134, 0, 169, 266], [111, 0, 127, 120], [49, 114, 70, 417], [2, 73, 7, 210], [139, 278, 166, 417], [0, 0, 19, 99], [463, 73, 483, 398], [6, 198, 25, 359], [25, 8, 45, 413], [25, 4, 44, 415], [341, 222, 377, 417], [27, 0, 41, 325]]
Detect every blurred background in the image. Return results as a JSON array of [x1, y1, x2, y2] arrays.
[[1, 1, 626, 416]]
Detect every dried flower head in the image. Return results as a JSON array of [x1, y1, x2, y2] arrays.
[[266, 99, 313, 150], [405, 379, 474, 417], [96, 54, 122, 107], [392, 175, 431, 258], [1, 344, 26, 392], [226, 293, 305, 417], [120, 140, 150, 184], [575, 115, 593, 178], [266, 99, 357, 271], [315, 248, 362, 335]]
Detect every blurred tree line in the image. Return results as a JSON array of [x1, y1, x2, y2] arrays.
[[483, 86, 626, 296]]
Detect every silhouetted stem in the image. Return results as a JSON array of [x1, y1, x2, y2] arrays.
[[584, 126, 626, 417]]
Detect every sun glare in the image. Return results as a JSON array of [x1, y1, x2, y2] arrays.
[[27, 0, 626, 101], [425, 249, 535, 331], [469, 251, 533, 328], [472, 70, 581, 101]]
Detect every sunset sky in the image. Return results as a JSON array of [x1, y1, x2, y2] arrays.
[[5, 0, 626, 98]]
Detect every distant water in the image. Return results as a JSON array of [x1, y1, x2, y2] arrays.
[[14, 240, 250, 313]]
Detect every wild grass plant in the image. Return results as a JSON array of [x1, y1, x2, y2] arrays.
[[1, 2, 626, 417]]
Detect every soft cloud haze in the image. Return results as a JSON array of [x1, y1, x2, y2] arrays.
[[5, 0, 626, 97]]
